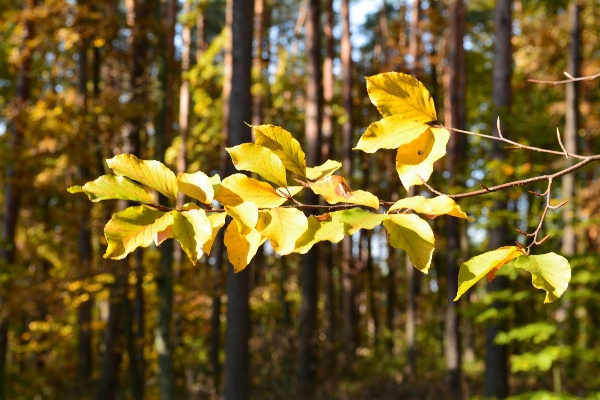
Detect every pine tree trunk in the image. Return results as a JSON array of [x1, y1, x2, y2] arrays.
[[0, 1, 35, 398], [223, 1, 254, 399], [297, 0, 322, 396], [340, 0, 357, 369], [484, 0, 512, 397], [443, 0, 466, 396]]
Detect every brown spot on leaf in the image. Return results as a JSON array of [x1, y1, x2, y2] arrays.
[[334, 181, 353, 198], [315, 213, 330, 222]]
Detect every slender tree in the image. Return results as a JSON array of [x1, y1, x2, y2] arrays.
[[561, 0, 581, 258], [223, 0, 254, 399], [443, 0, 466, 396], [340, 0, 357, 368], [0, 2, 36, 398], [297, 0, 322, 395], [484, 0, 512, 397]]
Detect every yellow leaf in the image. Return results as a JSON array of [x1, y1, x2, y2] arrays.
[[366, 72, 437, 121], [225, 202, 259, 233], [106, 154, 178, 200], [396, 127, 450, 190], [389, 195, 473, 221], [202, 213, 227, 255], [307, 175, 379, 210], [275, 186, 303, 199], [339, 208, 387, 235], [226, 143, 288, 187], [294, 212, 346, 254], [155, 225, 173, 246], [173, 209, 213, 264], [355, 117, 430, 153], [455, 246, 525, 301], [383, 214, 434, 273], [252, 124, 307, 177], [224, 220, 264, 272], [214, 174, 292, 208], [177, 171, 214, 204], [104, 206, 173, 260], [68, 175, 153, 203], [305, 159, 342, 181], [257, 208, 308, 255]]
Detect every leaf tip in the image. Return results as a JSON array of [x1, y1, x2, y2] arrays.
[[67, 185, 83, 194]]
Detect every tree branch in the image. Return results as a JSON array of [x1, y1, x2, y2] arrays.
[[528, 72, 600, 85]]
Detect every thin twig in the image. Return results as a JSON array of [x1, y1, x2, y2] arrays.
[[496, 116, 504, 139], [556, 128, 569, 158], [420, 155, 600, 199], [442, 125, 588, 160], [528, 72, 600, 85]]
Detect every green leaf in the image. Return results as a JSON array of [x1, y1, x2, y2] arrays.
[[209, 174, 221, 194], [177, 171, 214, 204], [339, 208, 387, 235], [214, 174, 292, 208], [202, 213, 227, 255], [257, 208, 308, 255], [396, 127, 450, 190], [104, 205, 174, 260], [366, 72, 437, 121], [455, 246, 525, 301], [305, 159, 342, 181], [252, 124, 307, 177], [68, 175, 153, 203], [514, 253, 571, 303], [355, 117, 430, 153], [106, 154, 178, 200], [388, 195, 473, 221], [294, 212, 346, 254], [383, 214, 435, 273], [226, 143, 288, 187], [173, 210, 213, 264], [307, 175, 380, 210]]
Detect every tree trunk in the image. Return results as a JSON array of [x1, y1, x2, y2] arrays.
[[76, 7, 93, 387], [0, 1, 35, 398], [154, 0, 177, 398], [409, 0, 421, 77], [321, 0, 334, 161], [223, 1, 254, 399], [443, 0, 467, 396], [297, 0, 322, 396], [340, 0, 357, 369], [561, 0, 580, 257], [484, 0, 512, 397], [252, 0, 265, 127]]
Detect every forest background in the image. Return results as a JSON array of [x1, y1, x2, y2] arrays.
[[0, 0, 599, 399]]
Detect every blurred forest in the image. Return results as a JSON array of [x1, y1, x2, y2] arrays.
[[1, 0, 600, 399]]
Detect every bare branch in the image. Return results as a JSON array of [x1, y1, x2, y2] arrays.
[[496, 116, 504, 139], [528, 72, 600, 85], [556, 128, 569, 158]]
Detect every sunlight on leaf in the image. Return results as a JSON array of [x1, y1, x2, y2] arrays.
[[307, 175, 379, 210], [339, 208, 387, 235], [214, 174, 291, 208], [104, 205, 173, 260], [257, 208, 308, 255], [294, 211, 346, 254], [252, 124, 307, 177], [68, 175, 153, 203], [226, 143, 288, 187], [225, 202, 259, 233], [388, 195, 473, 221], [224, 220, 265, 273], [177, 171, 214, 204], [305, 159, 342, 181], [514, 253, 571, 303], [355, 117, 430, 153], [455, 246, 525, 301], [106, 154, 178, 200], [202, 213, 227, 255], [366, 72, 437, 121], [396, 127, 450, 190], [173, 209, 213, 264], [383, 214, 434, 273]]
